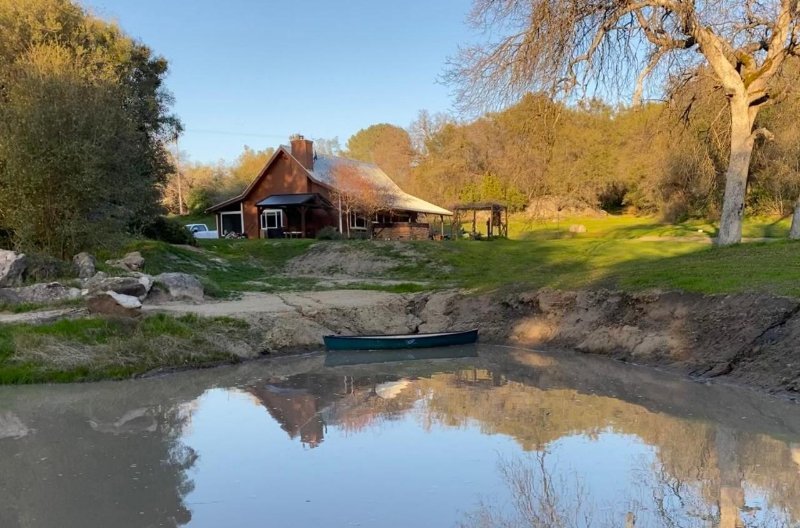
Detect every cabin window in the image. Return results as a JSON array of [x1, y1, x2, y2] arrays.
[[350, 212, 367, 230], [260, 209, 283, 230]]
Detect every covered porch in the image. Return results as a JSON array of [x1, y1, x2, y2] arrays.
[[256, 193, 333, 239]]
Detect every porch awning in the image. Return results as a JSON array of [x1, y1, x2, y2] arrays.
[[257, 193, 317, 207]]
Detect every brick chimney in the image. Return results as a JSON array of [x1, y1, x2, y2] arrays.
[[289, 134, 314, 171]]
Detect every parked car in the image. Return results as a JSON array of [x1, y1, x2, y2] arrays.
[[186, 223, 219, 239]]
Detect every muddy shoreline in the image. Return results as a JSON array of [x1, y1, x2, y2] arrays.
[[138, 287, 800, 398]]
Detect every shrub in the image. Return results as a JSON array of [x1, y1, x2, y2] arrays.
[[316, 226, 343, 240], [141, 216, 196, 246], [25, 254, 75, 282]]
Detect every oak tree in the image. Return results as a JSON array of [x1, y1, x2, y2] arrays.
[[448, 0, 800, 244]]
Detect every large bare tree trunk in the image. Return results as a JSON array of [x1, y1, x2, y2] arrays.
[[717, 96, 757, 246], [790, 197, 800, 240]]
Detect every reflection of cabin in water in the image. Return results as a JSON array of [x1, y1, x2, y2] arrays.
[[246, 374, 417, 448], [247, 385, 325, 448], [207, 135, 452, 240]]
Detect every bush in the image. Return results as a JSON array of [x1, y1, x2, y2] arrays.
[[141, 216, 196, 246], [316, 226, 343, 240], [25, 254, 75, 282]]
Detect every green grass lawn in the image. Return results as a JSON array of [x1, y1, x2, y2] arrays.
[[509, 214, 793, 240], [99, 214, 800, 298], [403, 237, 800, 296], [121, 238, 316, 296]]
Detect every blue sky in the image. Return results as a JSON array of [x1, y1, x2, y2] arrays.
[[81, 0, 475, 164]]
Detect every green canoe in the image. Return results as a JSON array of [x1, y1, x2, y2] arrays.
[[323, 329, 479, 351]]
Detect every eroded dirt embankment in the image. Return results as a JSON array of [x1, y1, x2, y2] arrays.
[[437, 288, 800, 394], [147, 287, 800, 396]]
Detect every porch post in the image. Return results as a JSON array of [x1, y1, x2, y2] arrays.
[[338, 195, 343, 233], [300, 205, 307, 238], [440, 215, 444, 237]]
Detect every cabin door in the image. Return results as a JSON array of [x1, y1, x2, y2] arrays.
[[220, 212, 243, 236]]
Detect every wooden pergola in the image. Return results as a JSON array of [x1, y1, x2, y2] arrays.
[[451, 202, 509, 239]]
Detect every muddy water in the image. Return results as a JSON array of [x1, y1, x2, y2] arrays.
[[2, 346, 800, 528]]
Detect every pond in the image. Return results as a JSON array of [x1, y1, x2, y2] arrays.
[[2, 345, 800, 527]]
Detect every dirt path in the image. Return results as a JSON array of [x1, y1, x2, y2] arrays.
[[0, 308, 87, 325], [142, 290, 408, 318]]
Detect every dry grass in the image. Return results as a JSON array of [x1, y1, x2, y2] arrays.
[[0, 313, 259, 384]]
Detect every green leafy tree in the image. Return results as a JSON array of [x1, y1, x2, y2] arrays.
[[447, 0, 800, 245], [346, 124, 414, 189], [0, 0, 179, 256]]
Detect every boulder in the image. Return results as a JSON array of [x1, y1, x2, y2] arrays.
[[0, 250, 27, 287], [0, 282, 81, 305], [568, 224, 587, 234], [73, 252, 96, 279], [105, 251, 145, 272], [154, 272, 204, 302], [86, 291, 142, 318], [84, 273, 153, 301]]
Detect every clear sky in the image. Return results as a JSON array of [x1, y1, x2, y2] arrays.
[[80, 0, 475, 164]]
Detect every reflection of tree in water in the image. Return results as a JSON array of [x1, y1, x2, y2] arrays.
[[414, 370, 800, 527], [245, 366, 800, 526], [0, 384, 200, 528], [461, 453, 795, 528], [459, 453, 595, 528]]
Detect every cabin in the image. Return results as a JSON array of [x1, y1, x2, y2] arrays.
[[206, 135, 452, 240]]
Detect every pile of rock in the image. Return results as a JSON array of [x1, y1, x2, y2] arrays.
[[0, 250, 27, 288], [0, 250, 205, 318]]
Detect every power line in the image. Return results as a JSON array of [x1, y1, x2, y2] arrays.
[[184, 129, 291, 139]]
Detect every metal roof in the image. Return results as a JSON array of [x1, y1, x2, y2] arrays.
[[308, 154, 453, 216], [257, 193, 318, 207], [207, 145, 453, 216]]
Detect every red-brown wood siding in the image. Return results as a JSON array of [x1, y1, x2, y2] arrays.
[[240, 152, 315, 238]]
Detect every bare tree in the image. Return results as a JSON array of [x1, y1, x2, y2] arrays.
[[330, 164, 393, 238], [447, 0, 800, 245]]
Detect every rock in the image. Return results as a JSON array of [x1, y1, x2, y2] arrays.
[[84, 273, 153, 301], [568, 224, 587, 234], [86, 291, 142, 318], [0, 250, 27, 287], [0, 282, 81, 305], [0, 412, 30, 440], [154, 273, 204, 302], [73, 252, 96, 279], [105, 251, 145, 272]]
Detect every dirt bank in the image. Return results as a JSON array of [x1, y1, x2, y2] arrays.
[[438, 288, 800, 396], [144, 287, 800, 396]]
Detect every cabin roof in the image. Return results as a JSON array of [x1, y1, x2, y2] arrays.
[[207, 145, 452, 216], [257, 193, 317, 207], [307, 154, 453, 216]]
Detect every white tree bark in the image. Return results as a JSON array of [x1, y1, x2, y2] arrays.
[[717, 95, 758, 246], [790, 197, 800, 239]]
